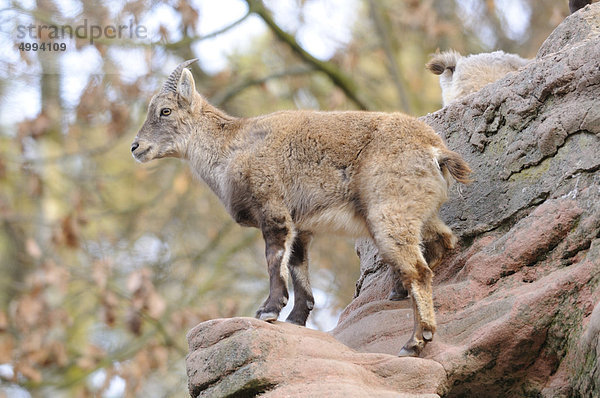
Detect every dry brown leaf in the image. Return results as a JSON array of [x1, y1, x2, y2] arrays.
[[101, 290, 119, 327], [15, 294, 45, 328], [146, 291, 166, 319], [126, 308, 142, 336], [0, 335, 14, 363], [25, 238, 42, 259], [15, 363, 42, 383]]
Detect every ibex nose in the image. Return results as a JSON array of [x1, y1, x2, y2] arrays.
[[131, 142, 139, 153]]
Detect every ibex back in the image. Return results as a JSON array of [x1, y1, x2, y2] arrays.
[[131, 59, 471, 357]]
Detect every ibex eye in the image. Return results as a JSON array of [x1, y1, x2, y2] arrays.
[[160, 108, 172, 116]]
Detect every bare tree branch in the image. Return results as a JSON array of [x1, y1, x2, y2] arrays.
[[211, 65, 315, 106], [245, 0, 371, 110], [165, 10, 251, 50], [367, 0, 412, 113]]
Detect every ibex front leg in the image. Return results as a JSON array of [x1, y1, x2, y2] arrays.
[[286, 231, 315, 326], [256, 214, 295, 322]]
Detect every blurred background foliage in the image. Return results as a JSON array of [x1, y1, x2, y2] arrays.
[[0, 0, 570, 396]]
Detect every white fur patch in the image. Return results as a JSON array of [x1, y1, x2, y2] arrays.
[[301, 203, 369, 237], [279, 226, 296, 284], [431, 147, 441, 168]]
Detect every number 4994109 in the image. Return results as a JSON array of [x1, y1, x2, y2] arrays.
[[18, 42, 67, 51]]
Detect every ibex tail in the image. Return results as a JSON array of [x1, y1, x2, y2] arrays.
[[437, 149, 472, 184], [426, 50, 460, 76]]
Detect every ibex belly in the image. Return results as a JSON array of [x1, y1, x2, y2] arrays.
[[299, 203, 369, 237]]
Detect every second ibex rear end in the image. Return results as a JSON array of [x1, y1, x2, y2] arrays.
[[131, 59, 471, 357]]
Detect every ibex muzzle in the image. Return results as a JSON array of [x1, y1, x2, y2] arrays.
[[132, 59, 471, 357]]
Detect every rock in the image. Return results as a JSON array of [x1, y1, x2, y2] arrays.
[[186, 317, 446, 397], [187, 5, 600, 397], [537, 3, 600, 56]]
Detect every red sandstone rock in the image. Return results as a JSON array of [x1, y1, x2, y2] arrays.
[[187, 317, 446, 397]]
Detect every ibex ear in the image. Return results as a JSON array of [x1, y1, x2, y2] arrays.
[[177, 68, 196, 104]]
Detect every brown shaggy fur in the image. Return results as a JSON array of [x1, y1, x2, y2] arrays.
[[132, 60, 471, 357]]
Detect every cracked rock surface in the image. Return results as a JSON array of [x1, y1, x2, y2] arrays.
[[186, 6, 600, 397]]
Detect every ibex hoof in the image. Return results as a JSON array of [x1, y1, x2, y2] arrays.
[[256, 310, 279, 322], [285, 317, 306, 326], [398, 345, 421, 357], [388, 290, 408, 301], [423, 330, 433, 341], [398, 338, 426, 357]]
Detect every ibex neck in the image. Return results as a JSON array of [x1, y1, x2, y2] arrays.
[[185, 105, 240, 201]]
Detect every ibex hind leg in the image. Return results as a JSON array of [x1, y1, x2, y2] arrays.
[[422, 214, 457, 270], [285, 231, 315, 326], [389, 215, 455, 301], [368, 205, 436, 357], [388, 268, 409, 301]]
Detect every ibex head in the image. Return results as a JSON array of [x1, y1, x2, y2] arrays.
[[131, 59, 200, 162]]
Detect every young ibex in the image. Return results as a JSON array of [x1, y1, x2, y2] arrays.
[[426, 50, 530, 107], [131, 59, 471, 357]]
